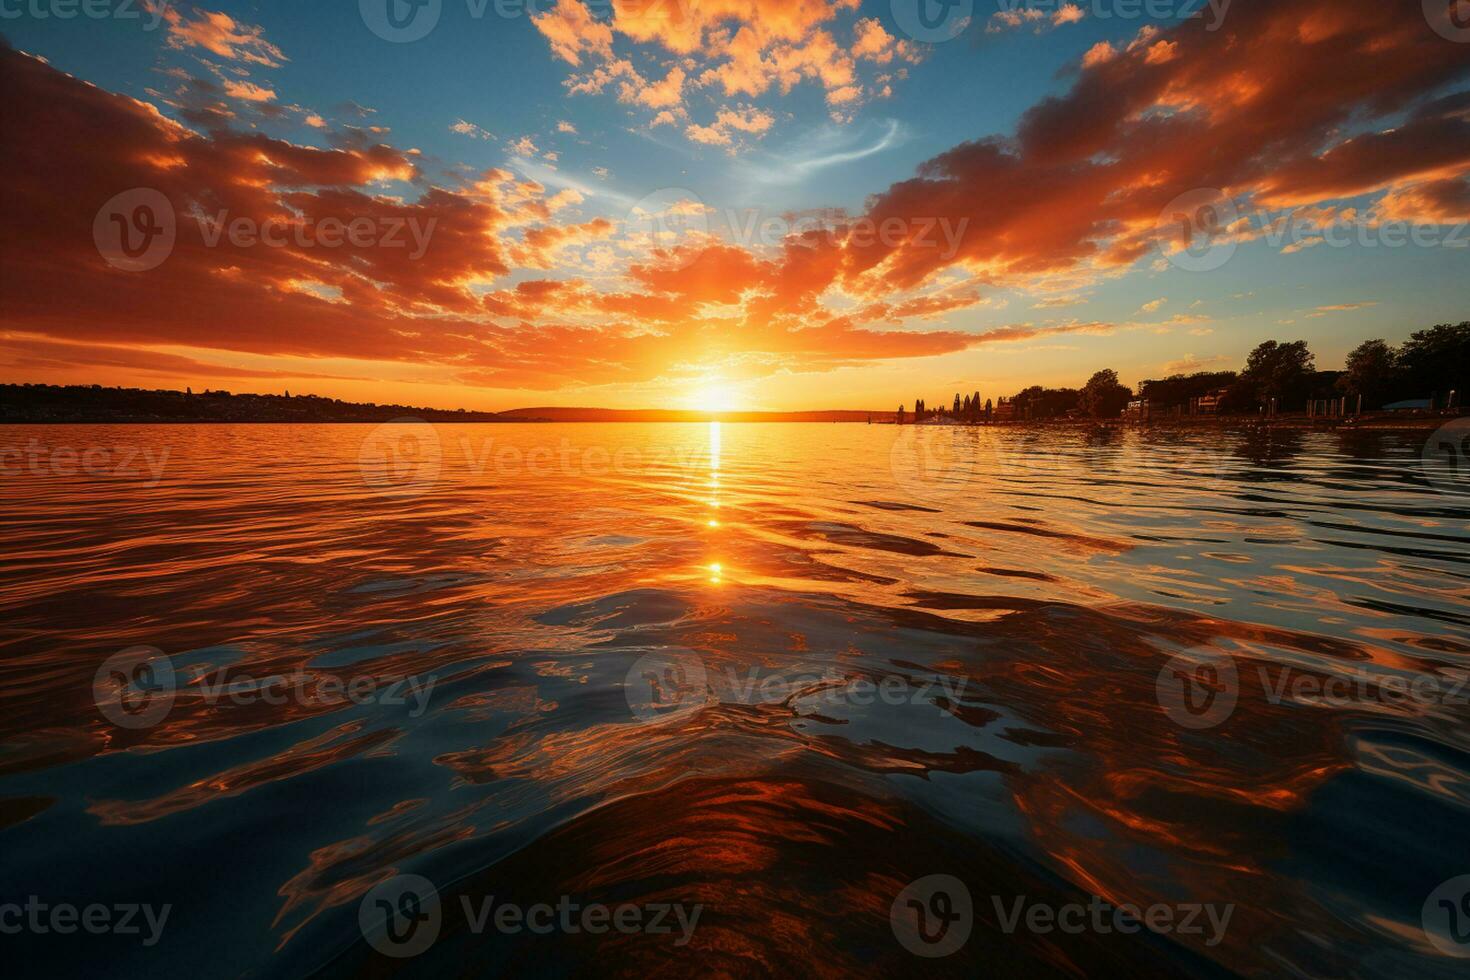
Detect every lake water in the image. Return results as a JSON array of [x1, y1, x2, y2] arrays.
[[1, 422, 1468, 977]]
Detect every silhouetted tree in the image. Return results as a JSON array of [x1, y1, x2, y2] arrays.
[[1397, 322, 1469, 404], [1337, 339, 1399, 409], [1079, 369, 1132, 419], [1241, 340, 1315, 409]]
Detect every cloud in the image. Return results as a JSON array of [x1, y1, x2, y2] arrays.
[[686, 105, 775, 148], [222, 80, 276, 103], [530, 0, 614, 66], [451, 119, 495, 140], [150, 4, 287, 67], [988, 2, 1085, 34], [1163, 354, 1231, 374], [537, 0, 917, 145], [838, 2, 1470, 296], [1307, 301, 1379, 317]]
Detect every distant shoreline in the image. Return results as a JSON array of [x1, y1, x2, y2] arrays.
[[1, 383, 1461, 430], [3, 415, 1458, 432]]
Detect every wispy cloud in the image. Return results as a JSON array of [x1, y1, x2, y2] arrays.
[[733, 119, 904, 188]]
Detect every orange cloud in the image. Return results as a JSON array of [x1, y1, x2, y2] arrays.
[[538, 0, 915, 144], [151, 3, 287, 67]]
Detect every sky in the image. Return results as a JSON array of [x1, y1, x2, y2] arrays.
[[0, 0, 1467, 412]]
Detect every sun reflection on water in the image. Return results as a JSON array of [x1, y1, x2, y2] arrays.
[[705, 422, 723, 584]]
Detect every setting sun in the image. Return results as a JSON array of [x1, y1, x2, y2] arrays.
[[689, 381, 741, 415]]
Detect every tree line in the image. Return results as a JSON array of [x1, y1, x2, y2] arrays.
[[898, 322, 1467, 422]]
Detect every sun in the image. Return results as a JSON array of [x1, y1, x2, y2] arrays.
[[690, 380, 740, 414]]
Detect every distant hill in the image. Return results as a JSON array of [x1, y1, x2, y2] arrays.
[[0, 384, 892, 424]]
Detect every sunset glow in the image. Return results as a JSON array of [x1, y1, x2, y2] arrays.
[[1, 1, 1464, 411], [2, 5, 1468, 975]]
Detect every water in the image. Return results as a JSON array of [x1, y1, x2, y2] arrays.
[[1, 422, 1467, 977]]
